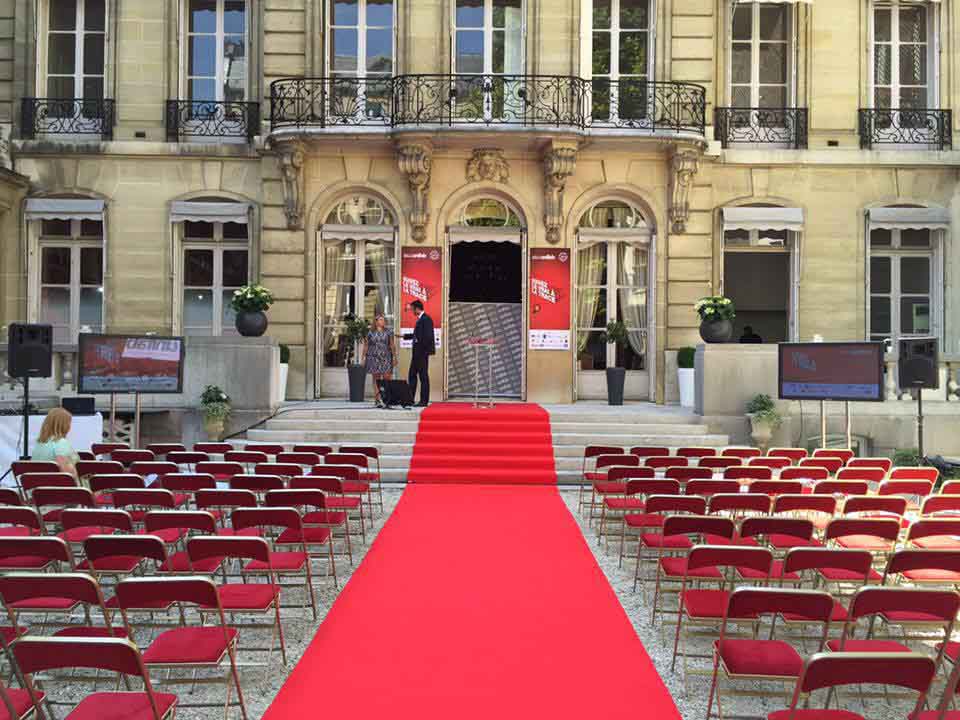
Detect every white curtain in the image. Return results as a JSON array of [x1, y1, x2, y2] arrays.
[[618, 244, 648, 357], [365, 241, 396, 324], [323, 238, 356, 365], [576, 242, 606, 353]]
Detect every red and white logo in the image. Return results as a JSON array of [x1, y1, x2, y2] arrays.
[[429, 249, 441, 261], [558, 251, 569, 263]]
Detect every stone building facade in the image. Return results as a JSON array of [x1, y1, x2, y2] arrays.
[[2, 0, 960, 414]]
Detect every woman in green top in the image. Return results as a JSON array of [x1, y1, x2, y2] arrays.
[[31, 407, 79, 480]]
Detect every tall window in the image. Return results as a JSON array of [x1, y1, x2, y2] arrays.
[[186, 0, 247, 103], [39, 219, 104, 344], [872, 3, 931, 111], [453, 0, 523, 119], [328, 0, 394, 118], [576, 201, 648, 372], [321, 196, 397, 367], [730, 2, 789, 108], [591, 0, 652, 122], [182, 221, 249, 335], [869, 227, 935, 345], [46, 0, 106, 100]]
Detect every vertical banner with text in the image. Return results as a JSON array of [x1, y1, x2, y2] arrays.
[[529, 248, 571, 350], [400, 246, 443, 349]]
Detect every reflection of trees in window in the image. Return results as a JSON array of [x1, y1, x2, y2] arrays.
[[325, 195, 396, 225], [591, 0, 651, 122], [460, 198, 522, 227]]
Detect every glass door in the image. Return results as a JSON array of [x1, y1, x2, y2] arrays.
[[328, 0, 394, 121]]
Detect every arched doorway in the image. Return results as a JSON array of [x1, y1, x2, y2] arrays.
[[445, 197, 526, 399]]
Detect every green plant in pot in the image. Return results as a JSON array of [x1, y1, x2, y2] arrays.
[[695, 296, 735, 343], [231, 284, 275, 337], [200, 384, 231, 440], [603, 320, 629, 406], [677, 346, 696, 409], [745, 393, 782, 452], [343, 313, 370, 403]]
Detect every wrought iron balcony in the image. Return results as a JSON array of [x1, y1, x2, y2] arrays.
[[858, 108, 952, 150], [714, 107, 808, 149], [269, 75, 706, 137], [20, 98, 115, 140], [165, 100, 260, 143]]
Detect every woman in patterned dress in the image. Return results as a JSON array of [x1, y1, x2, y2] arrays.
[[361, 314, 397, 407]]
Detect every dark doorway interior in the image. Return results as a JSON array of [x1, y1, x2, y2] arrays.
[[724, 252, 789, 344], [449, 242, 522, 303]]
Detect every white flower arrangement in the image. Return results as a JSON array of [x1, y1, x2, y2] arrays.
[[694, 296, 736, 322], [230, 284, 275, 313]]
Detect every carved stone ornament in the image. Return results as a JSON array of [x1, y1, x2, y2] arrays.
[[542, 146, 578, 245], [669, 147, 700, 234], [278, 141, 305, 230], [396, 142, 433, 243], [466, 148, 509, 184]]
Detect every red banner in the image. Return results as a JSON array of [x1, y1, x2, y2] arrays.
[[529, 248, 571, 350], [400, 246, 443, 349]]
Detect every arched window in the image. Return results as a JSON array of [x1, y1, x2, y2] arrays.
[[459, 197, 522, 227], [325, 194, 396, 226], [578, 199, 646, 230]]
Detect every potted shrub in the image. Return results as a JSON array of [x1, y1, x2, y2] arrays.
[[694, 296, 735, 343], [603, 320, 629, 406], [200, 384, 231, 440], [343, 313, 370, 402], [745, 393, 782, 452], [230, 284, 275, 337], [278, 343, 290, 403], [677, 346, 696, 408]]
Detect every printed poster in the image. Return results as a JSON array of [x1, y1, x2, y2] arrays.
[[400, 246, 443, 349], [529, 248, 571, 351]]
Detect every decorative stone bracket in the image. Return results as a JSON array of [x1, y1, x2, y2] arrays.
[[277, 140, 305, 231], [668, 146, 701, 234], [542, 145, 578, 244], [396, 141, 433, 243]]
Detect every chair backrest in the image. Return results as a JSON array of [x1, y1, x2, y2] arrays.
[[111, 488, 177, 511], [13, 636, 154, 681], [0, 507, 41, 533], [0, 489, 21, 506], [265, 489, 326, 510], [842, 495, 907, 517], [290, 475, 344, 493], [12, 461, 59, 478], [767, 447, 808, 463], [908, 518, 960, 543], [111, 449, 155, 467], [144, 510, 218, 536], [115, 576, 220, 612], [782, 547, 873, 577], [244, 444, 284, 457], [88, 474, 146, 495], [644, 495, 707, 517], [836, 467, 887, 484], [721, 447, 762, 460], [224, 450, 270, 466], [885, 549, 960, 580], [812, 480, 870, 497], [773, 493, 837, 516], [847, 457, 893, 473], [879, 479, 935, 499], [167, 451, 210, 465], [90, 442, 129, 457], [723, 466, 773, 482], [20, 472, 77, 493], [812, 448, 854, 464], [629, 446, 670, 458], [725, 587, 834, 626], [0, 537, 73, 565], [747, 456, 792, 470], [607, 466, 656, 483], [230, 474, 285, 493], [685, 479, 740, 498], [594, 454, 640, 470], [193, 442, 232, 454], [661, 514, 735, 540], [0, 571, 106, 609], [145, 443, 186, 457], [889, 466, 939, 483], [276, 452, 323, 467], [707, 493, 771, 516], [780, 466, 830, 483], [339, 446, 378, 461], [83, 534, 167, 565], [686, 544, 772, 575], [799, 457, 844, 474], [232, 507, 301, 533], [254, 463, 303, 479], [60, 509, 133, 533], [584, 445, 622, 465], [195, 489, 258, 512], [845, 586, 960, 624], [128, 461, 178, 479], [76, 451, 95, 461], [922, 494, 960, 516], [188, 535, 271, 565], [675, 447, 717, 459], [325, 452, 369, 468], [749, 480, 805, 497], [624, 479, 681, 497], [293, 444, 334, 456], [310, 464, 359, 482], [159, 473, 217, 493], [789, 652, 935, 700], [644, 456, 688, 469], [75, 460, 124, 478], [664, 466, 713, 482], [742, 515, 813, 542], [195, 461, 244, 479], [33, 486, 95, 511], [824, 517, 901, 544], [697, 457, 741, 470]]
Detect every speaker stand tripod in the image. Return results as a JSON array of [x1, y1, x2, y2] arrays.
[[913, 385, 925, 459], [19, 375, 31, 460]]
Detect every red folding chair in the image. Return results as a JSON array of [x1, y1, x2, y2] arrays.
[[596, 467, 656, 542], [665, 466, 714, 483], [110, 488, 179, 526], [908, 519, 960, 550], [310, 464, 371, 537], [739, 518, 819, 564], [615, 480, 682, 565], [224, 451, 270, 472], [110, 449, 155, 468], [780, 547, 879, 600], [0, 537, 73, 572], [244, 443, 284, 457], [707, 493, 771, 522], [767, 447, 808, 464], [826, 516, 901, 555], [115, 577, 246, 720], [19, 473, 76, 503], [195, 489, 259, 537], [847, 456, 893, 473], [292, 444, 333, 456], [75, 460, 124, 482], [33, 486, 95, 528], [812, 448, 854, 465], [193, 442, 232, 455], [919, 651, 960, 720], [290, 476, 366, 544], [583, 454, 639, 523], [10, 462, 59, 496], [780, 466, 830, 484], [0, 507, 42, 538], [145, 443, 186, 458], [629, 446, 670, 458], [339, 446, 383, 512], [231, 508, 318, 620], [750, 480, 805, 497], [88, 474, 146, 507], [686, 479, 740, 498], [772, 494, 836, 538], [58, 508, 134, 544], [707, 587, 835, 720], [276, 452, 323, 468], [836, 466, 887, 486], [0, 489, 21, 507], [230, 474, 285, 497], [884, 548, 960, 588], [196, 461, 244, 482], [143, 510, 222, 573], [79, 534, 167, 580], [264, 489, 340, 582], [76, 451, 95, 461], [254, 463, 303, 480], [748, 456, 792, 470], [12, 636, 176, 720], [943, 481, 960, 496], [591, 461, 646, 509], [166, 451, 210, 471], [128, 462, 179, 484], [159, 473, 217, 506], [799, 457, 843, 474], [722, 447, 762, 461], [723, 466, 773, 484], [0, 572, 121, 638], [645, 456, 688, 470], [841, 495, 907, 520], [90, 442, 129, 457], [699, 457, 742, 471], [923, 494, 960, 517], [879, 478, 935, 512], [629, 496, 707, 591], [812, 479, 870, 497], [676, 447, 717, 459], [769, 651, 935, 720]]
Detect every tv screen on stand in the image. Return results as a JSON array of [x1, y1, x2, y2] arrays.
[[78, 335, 184, 394], [778, 342, 886, 402]]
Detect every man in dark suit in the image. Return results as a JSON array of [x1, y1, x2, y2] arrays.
[[403, 300, 435, 406]]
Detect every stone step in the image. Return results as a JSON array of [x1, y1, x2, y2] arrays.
[[275, 408, 705, 426]]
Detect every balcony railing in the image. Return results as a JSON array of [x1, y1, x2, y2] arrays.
[[270, 75, 706, 136], [20, 98, 115, 140], [714, 107, 808, 149], [165, 100, 260, 143], [858, 108, 952, 150]]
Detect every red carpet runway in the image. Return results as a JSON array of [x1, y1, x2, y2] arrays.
[[406, 403, 557, 484], [261, 483, 681, 719]]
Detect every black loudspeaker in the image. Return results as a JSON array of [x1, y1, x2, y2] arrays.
[[378, 380, 414, 408], [62, 396, 96, 416], [7, 323, 53, 379], [899, 337, 939, 390]]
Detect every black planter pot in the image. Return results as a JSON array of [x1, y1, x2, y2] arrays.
[[699, 318, 733, 344], [605, 367, 626, 406], [236, 310, 268, 337], [347, 364, 367, 402]]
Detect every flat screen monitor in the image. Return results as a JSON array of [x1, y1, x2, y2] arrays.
[[78, 335, 184, 394], [778, 342, 885, 402]]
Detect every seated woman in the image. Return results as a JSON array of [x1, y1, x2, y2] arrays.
[[31, 407, 79, 480]]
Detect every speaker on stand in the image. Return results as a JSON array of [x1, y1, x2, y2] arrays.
[[6, 323, 53, 460], [898, 337, 939, 459]]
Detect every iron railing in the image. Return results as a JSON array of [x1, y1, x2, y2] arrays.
[[20, 98, 115, 140], [714, 107, 808, 149], [165, 100, 260, 142], [858, 108, 952, 150], [270, 75, 706, 136]]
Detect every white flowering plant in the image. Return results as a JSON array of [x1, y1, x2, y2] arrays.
[[230, 284, 275, 313], [694, 296, 736, 322], [200, 384, 231, 421]]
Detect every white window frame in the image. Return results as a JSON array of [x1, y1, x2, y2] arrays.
[[327, 0, 396, 79], [42, 0, 108, 100], [869, 1, 938, 110], [181, 0, 249, 103], [180, 223, 250, 336], [727, 1, 793, 108], [866, 227, 942, 348], [37, 220, 105, 344], [452, 0, 527, 76]]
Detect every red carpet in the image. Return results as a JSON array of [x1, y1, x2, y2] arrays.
[[261, 484, 681, 720], [406, 403, 557, 484]]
